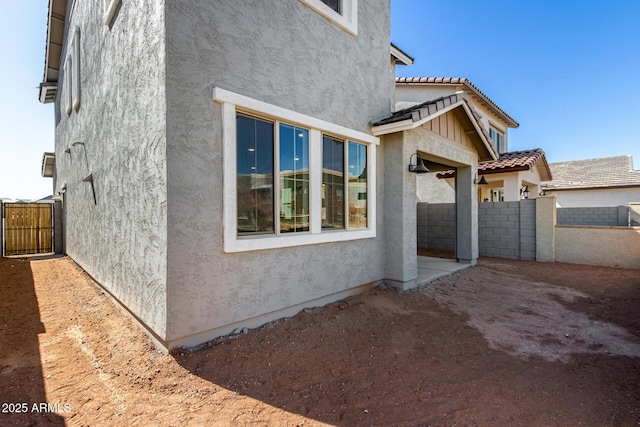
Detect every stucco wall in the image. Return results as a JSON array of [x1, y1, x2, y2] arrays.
[[549, 188, 640, 207], [164, 0, 391, 344], [54, 1, 168, 339], [555, 226, 640, 269]]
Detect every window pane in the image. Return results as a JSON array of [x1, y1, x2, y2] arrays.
[[280, 124, 309, 233], [322, 135, 344, 229], [321, 0, 340, 13], [348, 142, 367, 229], [237, 115, 274, 235]]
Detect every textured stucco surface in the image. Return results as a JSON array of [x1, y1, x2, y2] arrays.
[[548, 188, 640, 208], [555, 226, 640, 269], [383, 132, 417, 288], [163, 0, 391, 343], [53, 1, 168, 338]]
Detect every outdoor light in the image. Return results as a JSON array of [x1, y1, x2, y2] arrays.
[[474, 174, 489, 185], [520, 185, 529, 199], [408, 153, 429, 173]]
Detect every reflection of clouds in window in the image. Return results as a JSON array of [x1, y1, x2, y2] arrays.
[[348, 142, 366, 177]]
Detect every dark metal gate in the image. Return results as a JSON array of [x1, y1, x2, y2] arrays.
[[2, 203, 54, 256]]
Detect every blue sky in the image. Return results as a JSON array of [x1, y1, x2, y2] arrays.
[[1, 1, 639, 199], [391, 0, 640, 169]]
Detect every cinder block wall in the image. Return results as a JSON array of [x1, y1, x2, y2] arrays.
[[557, 206, 629, 226], [417, 203, 456, 252], [417, 200, 536, 260], [478, 200, 536, 260]]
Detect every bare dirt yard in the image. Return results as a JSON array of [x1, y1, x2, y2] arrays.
[[1, 255, 639, 426]]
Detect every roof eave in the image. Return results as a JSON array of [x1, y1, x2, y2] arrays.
[[40, 0, 67, 104], [41, 152, 55, 178], [390, 43, 414, 66]]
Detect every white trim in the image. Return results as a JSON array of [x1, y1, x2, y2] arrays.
[[64, 55, 72, 116], [214, 87, 377, 253], [104, 0, 121, 26], [390, 44, 413, 66], [71, 27, 80, 111], [462, 103, 497, 160], [298, 0, 358, 36], [214, 88, 378, 145]]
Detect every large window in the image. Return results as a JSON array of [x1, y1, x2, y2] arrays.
[[215, 87, 377, 252]]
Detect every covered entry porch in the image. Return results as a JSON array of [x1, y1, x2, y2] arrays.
[[372, 92, 497, 290]]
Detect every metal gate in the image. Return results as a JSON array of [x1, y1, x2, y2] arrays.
[[2, 203, 54, 256]]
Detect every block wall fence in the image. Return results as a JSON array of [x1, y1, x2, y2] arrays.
[[417, 198, 640, 269]]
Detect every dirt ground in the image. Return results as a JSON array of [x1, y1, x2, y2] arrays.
[[1, 255, 639, 426]]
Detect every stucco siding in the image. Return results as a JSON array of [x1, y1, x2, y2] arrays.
[[548, 188, 640, 208], [555, 226, 640, 269], [163, 0, 390, 343], [53, 1, 168, 339]]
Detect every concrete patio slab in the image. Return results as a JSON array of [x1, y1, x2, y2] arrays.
[[416, 255, 471, 286]]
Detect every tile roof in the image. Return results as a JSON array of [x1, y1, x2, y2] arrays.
[[371, 92, 496, 162], [542, 155, 640, 190], [372, 93, 466, 126], [396, 77, 519, 128], [437, 149, 551, 180]]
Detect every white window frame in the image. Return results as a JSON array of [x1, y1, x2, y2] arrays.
[[214, 87, 377, 253], [104, 0, 121, 26], [490, 126, 505, 154], [71, 27, 80, 111], [64, 55, 72, 116], [298, 0, 358, 36]]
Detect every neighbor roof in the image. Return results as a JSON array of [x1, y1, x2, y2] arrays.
[[395, 77, 519, 128], [542, 155, 640, 190], [438, 149, 552, 181]]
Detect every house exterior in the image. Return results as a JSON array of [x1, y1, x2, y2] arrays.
[[542, 155, 640, 207], [39, 0, 492, 350], [437, 149, 553, 202], [392, 77, 549, 203]]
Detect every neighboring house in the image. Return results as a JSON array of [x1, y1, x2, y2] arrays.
[[542, 155, 640, 207], [39, 0, 495, 351], [437, 149, 553, 202], [393, 77, 544, 203]]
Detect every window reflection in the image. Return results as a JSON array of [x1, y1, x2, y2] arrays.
[[348, 142, 367, 228], [322, 136, 344, 229], [237, 115, 274, 234], [280, 124, 309, 233]]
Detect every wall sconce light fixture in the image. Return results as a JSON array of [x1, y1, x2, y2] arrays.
[[408, 153, 430, 174], [520, 185, 530, 199], [474, 173, 489, 185]]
